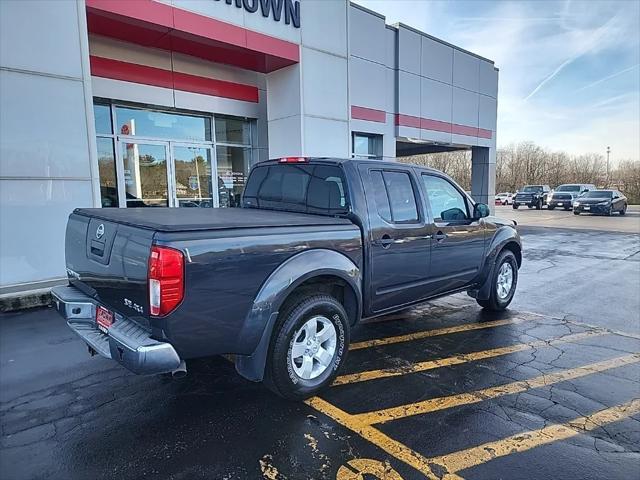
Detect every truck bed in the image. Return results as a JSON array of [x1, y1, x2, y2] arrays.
[[73, 207, 353, 232]]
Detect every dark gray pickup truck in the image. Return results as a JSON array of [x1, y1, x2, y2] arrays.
[[52, 158, 521, 399]]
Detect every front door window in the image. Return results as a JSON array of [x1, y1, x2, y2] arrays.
[[173, 146, 215, 208], [121, 142, 169, 207]]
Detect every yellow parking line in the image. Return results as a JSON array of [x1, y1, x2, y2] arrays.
[[335, 330, 606, 386], [350, 317, 533, 351], [305, 396, 441, 480], [427, 398, 640, 476], [353, 353, 640, 425]]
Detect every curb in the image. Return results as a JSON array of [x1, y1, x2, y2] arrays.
[[0, 288, 53, 313]]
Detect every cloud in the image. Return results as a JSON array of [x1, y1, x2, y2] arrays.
[[575, 64, 639, 92]]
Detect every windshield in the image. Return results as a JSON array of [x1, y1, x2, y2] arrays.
[[242, 164, 349, 215], [556, 185, 581, 192], [522, 186, 542, 192], [581, 191, 612, 198]]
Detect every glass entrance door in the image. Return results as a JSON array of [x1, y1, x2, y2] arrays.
[[118, 141, 171, 207], [172, 144, 217, 208]]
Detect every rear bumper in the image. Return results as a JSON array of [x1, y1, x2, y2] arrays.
[[51, 285, 181, 375]]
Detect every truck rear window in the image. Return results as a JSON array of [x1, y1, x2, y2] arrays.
[[242, 164, 349, 215]]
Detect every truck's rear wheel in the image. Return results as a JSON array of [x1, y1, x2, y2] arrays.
[[476, 250, 518, 311], [266, 294, 349, 400]]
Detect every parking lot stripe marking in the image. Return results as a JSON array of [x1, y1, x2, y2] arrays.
[[353, 353, 640, 425], [427, 398, 640, 476], [334, 330, 606, 386], [305, 396, 442, 480], [349, 317, 533, 351]]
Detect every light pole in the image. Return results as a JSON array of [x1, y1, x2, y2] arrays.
[[606, 146, 611, 186]]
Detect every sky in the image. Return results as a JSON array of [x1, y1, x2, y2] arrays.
[[353, 0, 640, 162]]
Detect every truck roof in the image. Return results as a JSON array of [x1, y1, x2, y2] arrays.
[[260, 157, 443, 174]]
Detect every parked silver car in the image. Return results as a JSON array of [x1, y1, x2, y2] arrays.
[[547, 184, 596, 210]]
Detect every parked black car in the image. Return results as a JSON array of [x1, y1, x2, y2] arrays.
[[51, 158, 522, 399], [573, 190, 628, 216], [513, 185, 551, 210]]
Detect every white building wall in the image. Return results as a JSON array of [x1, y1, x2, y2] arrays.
[[0, 0, 96, 293], [266, 0, 350, 159]]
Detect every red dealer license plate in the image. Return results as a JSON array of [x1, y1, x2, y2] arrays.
[[96, 306, 114, 333]]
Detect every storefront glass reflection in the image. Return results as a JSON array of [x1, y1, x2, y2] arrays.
[[121, 143, 169, 207], [173, 146, 214, 208], [216, 146, 251, 208], [97, 137, 118, 207]]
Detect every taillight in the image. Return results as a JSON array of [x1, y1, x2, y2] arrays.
[[148, 246, 184, 316]]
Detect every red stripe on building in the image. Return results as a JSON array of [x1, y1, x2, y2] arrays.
[[451, 123, 479, 137], [395, 113, 493, 139], [395, 113, 422, 129], [351, 106, 386, 123], [85, 0, 299, 74], [420, 118, 451, 133], [90, 56, 259, 103], [478, 128, 493, 139]]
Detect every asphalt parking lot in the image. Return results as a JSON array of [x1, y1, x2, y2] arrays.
[[1, 210, 639, 479]]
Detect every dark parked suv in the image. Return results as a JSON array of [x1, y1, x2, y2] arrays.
[[513, 185, 551, 210], [52, 158, 522, 399]]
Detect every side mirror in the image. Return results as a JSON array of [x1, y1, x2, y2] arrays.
[[474, 203, 490, 219]]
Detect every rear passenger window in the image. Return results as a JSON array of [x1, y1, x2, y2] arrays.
[[370, 170, 419, 223], [384, 171, 419, 223], [370, 171, 391, 222]]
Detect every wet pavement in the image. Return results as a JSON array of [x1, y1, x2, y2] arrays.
[[1, 225, 639, 480]]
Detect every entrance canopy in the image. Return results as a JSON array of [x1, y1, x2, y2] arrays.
[[86, 0, 300, 73], [396, 138, 469, 157]]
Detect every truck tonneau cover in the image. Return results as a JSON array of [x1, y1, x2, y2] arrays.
[[73, 207, 353, 232]]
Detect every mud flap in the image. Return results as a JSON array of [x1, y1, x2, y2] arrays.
[[235, 312, 279, 382]]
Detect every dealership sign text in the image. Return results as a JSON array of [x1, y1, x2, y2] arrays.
[[214, 0, 301, 28]]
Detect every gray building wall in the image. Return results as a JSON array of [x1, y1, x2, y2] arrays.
[[0, 0, 96, 293]]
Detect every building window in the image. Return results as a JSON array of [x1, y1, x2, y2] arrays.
[[352, 132, 382, 159], [93, 101, 253, 209]]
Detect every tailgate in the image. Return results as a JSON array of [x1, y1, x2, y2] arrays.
[[65, 212, 154, 321]]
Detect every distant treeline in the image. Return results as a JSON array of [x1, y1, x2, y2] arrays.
[[401, 141, 640, 204]]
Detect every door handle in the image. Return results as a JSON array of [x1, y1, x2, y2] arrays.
[[434, 231, 448, 242], [378, 234, 393, 249]]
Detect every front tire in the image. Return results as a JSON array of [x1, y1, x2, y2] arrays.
[[620, 204, 627, 215], [513, 204, 519, 210], [548, 205, 555, 210], [265, 294, 349, 400], [477, 250, 518, 311], [536, 199, 542, 210]]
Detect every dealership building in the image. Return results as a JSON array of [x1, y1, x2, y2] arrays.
[[0, 0, 498, 296]]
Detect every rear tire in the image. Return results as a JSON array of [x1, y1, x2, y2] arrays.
[[536, 199, 542, 210], [513, 204, 519, 210], [573, 211, 580, 215], [265, 294, 349, 400], [476, 250, 518, 311], [547, 205, 555, 211]]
